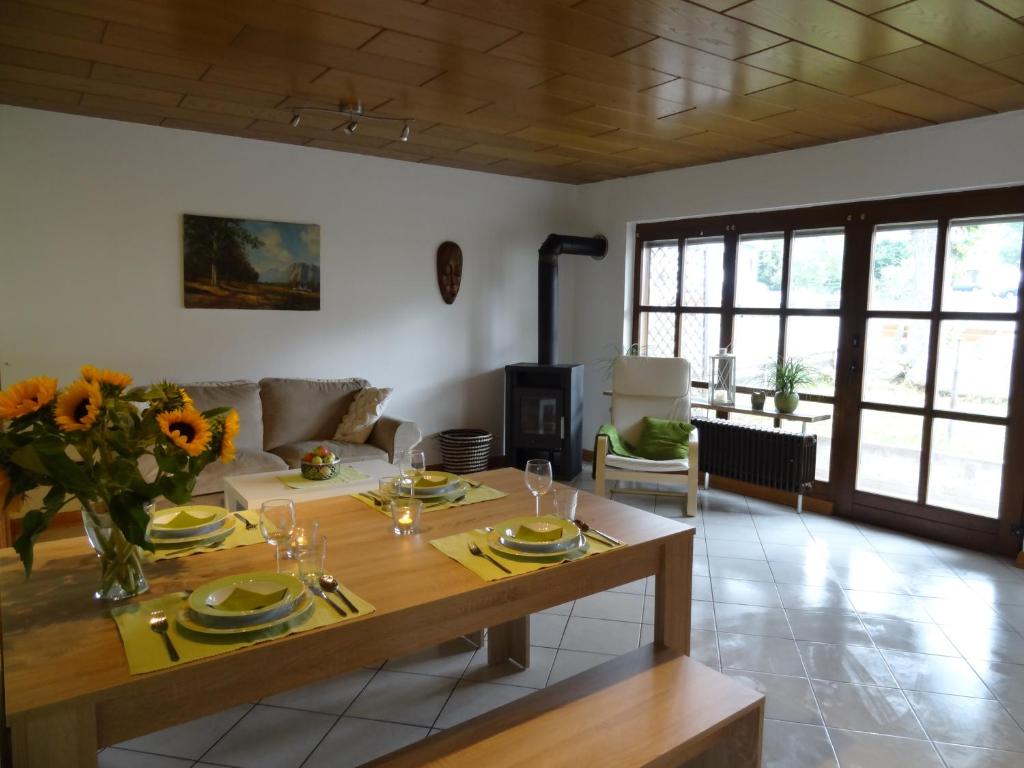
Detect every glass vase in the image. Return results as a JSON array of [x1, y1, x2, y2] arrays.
[[81, 502, 154, 601]]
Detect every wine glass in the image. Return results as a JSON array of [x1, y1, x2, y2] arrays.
[[398, 449, 426, 496], [259, 499, 297, 572], [524, 459, 553, 516]]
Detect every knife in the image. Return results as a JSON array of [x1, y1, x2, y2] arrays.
[[310, 586, 347, 617]]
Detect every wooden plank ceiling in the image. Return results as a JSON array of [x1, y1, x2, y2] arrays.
[[2, 0, 1023, 185]]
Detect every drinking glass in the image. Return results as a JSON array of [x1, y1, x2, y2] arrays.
[[553, 487, 579, 521], [524, 459, 554, 516], [390, 497, 423, 535], [398, 449, 426, 496], [259, 498, 297, 572], [378, 476, 402, 501], [297, 534, 328, 586]]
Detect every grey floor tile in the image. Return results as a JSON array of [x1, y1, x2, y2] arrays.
[[769, 561, 842, 587], [860, 617, 960, 656], [1004, 699, 1024, 729], [531, 611, 570, 648], [572, 591, 644, 622], [547, 649, 617, 685], [718, 632, 805, 676], [922, 597, 1009, 630], [799, 641, 897, 686], [714, 603, 794, 638], [706, 539, 767, 560], [539, 600, 574, 616], [703, 523, 760, 543], [777, 583, 854, 612], [882, 650, 993, 698], [711, 577, 783, 607], [691, 629, 721, 668], [969, 659, 1024, 703], [724, 669, 822, 724], [812, 680, 924, 738], [828, 728, 944, 767], [462, 644, 557, 689], [692, 574, 712, 601], [944, 624, 1024, 665], [202, 704, 336, 768], [708, 556, 775, 582], [847, 590, 932, 622], [99, 750, 193, 768], [786, 610, 871, 645], [762, 719, 838, 768], [608, 578, 646, 595], [434, 679, 532, 728], [691, 599, 716, 630], [302, 717, 428, 768], [692, 555, 711, 576], [559, 616, 640, 654], [382, 637, 478, 679], [346, 670, 457, 727], [114, 703, 252, 760], [900, 574, 977, 599], [936, 742, 1024, 768], [964, 579, 1024, 607], [906, 690, 1024, 752], [261, 668, 375, 714]]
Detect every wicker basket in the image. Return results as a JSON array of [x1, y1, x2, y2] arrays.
[[438, 429, 493, 474], [300, 457, 342, 481]]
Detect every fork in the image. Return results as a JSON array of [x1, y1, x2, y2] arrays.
[[149, 611, 180, 662], [233, 511, 257, 530], [468, 542, 511, 574]]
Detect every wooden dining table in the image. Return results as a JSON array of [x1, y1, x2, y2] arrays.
[[0, 468, 695, 768]]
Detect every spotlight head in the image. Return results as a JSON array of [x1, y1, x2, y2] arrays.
[[344, 121, 359, 135], [290, 113, 301, 128], [399, 122, 410, 142]]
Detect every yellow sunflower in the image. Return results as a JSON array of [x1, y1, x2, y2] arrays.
[[157, 408, 212, 457], [0, 467, 24, 517], [54, 380, 103, 432], [219, 409, 240, 463], [80, 364, 132, 390], [178, 388, 194, 408], [0, 376, 58, 420]]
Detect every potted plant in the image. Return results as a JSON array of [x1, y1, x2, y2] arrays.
[[767, 358, 816, 414], [0, 366, 239, 600]]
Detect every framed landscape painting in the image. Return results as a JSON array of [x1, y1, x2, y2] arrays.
[[183, 214, 320, 310]]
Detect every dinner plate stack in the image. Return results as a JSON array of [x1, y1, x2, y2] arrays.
[[487, 516, 587, 559], [148, 506, 235, 547], [177, 572, 313, 636], [397, 471, 467, 500]]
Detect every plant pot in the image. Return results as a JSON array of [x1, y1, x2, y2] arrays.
[[438, 429, 493, 474], [774, 392, 800, 414], [81, 502, 154, 601], [750, 390, 766, 410]]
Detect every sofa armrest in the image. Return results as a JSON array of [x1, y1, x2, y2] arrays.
[[367, 416, 422, 462]]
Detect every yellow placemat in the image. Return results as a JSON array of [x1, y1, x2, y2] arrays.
[[353, 482, 507, 516], [111, 586, 375, 675], [278, 465, 371, 490], [430, 527, 620, 581], [145, 511, 266, 561]]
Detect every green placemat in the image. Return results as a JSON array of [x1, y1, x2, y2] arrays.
[[430, 527, 620, 581], [278, 465, 371, 490], [111, 585, 375, 675], [145, 511, 267, 561], [352, 482, 507, 516]]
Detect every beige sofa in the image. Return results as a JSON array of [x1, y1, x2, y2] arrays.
[[185, 378, 421, 497]]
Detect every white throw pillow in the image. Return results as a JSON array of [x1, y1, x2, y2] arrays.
[[334, 387, 392, 444]]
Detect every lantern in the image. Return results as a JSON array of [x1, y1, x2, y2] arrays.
[[709, 348, 736, 406]]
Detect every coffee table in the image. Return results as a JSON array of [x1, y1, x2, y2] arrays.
[[1, 468, 695, 767], [223, 459, 397, 511]]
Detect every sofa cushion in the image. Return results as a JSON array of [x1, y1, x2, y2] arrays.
[[181, 380, 263, 454], [260, 378, 367, 451], [192, 450, 288, 497], [334, 387, 392, 444], [270, 440, 387, 468]]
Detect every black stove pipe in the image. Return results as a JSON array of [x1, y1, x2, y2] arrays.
[[538, 234, 607, 365]]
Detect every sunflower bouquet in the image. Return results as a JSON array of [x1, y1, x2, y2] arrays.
[[0, 365, 238, 598]]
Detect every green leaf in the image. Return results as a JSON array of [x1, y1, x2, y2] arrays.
[[13, 493, 66, 576], [108, 492, 155, 553], [159, 474, 195, 505], [9, 444, 48, 475]]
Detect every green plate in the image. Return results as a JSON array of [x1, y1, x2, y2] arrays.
[[491, 516, 581, 553], [487, 530, 588, 560], [178, 592, 315, 636], [150, 505, 228, 539], [397, 472, 462, 498], [188, 571, 305, 626], [149, 516, 236, 547]]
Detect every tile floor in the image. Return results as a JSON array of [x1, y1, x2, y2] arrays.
[[103, 476, 1024, 768]]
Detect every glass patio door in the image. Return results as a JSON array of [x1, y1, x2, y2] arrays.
[[852, 216, 1023, 521]]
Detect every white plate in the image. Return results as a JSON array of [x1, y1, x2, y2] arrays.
[[188, 572, 306, 627], [486, 532, 588, 560], [177, 592, 315, 636], [150, 506, 229, 539], [149, 516, 236, 547]]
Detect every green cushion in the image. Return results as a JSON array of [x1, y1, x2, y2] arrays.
[[633, 417, 694, 461], [596, 423, 639, 458]]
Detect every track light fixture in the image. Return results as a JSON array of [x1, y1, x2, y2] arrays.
[[288, 101, 412, 142]]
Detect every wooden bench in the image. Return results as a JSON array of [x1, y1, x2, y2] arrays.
[[366, 645, 765, 768]]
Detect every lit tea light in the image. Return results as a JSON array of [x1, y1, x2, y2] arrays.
[[390, 499, 422, 536]]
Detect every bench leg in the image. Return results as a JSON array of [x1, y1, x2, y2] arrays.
[[654, 534, 693, 655], [682, 700, 764, 767], [487, 616, 530, 667], [10, 702, 98, 768]]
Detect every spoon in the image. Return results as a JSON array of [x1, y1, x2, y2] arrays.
[[468, 542, 511, 574], [149, 611, 179, 662], [319, 574, 359, 614], [573, 520, 622, 546]]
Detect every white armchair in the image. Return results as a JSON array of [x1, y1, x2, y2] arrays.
[[594, 356, 699, 517]]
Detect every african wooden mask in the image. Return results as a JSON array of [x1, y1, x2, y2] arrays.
[[436, 241, 463, 305]]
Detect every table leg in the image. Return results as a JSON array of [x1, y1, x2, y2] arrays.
[[224, 487, 241, 512], [487, 616, 530, 667], [463, 630, 483, 647], [10, 702, 98, 768], [654, 534, 693, 654]]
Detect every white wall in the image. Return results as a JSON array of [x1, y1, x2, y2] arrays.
[[571, 110, 1024, 438], [0, 106, 578, 460]]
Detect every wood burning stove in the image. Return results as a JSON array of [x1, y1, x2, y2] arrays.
[[505, 234, 606, 481]]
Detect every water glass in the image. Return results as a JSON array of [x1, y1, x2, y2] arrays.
[[378, 476, 402, 500], [524, 459, 554, 516], [297, 534, 328, 586], [398, 449, 426, 485], [259, 498, 296, 572], [553, 487, 579, 521], [390, 497, 423, 536]]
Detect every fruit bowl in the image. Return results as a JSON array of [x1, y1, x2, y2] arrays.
[[300, 446, 341, 480]]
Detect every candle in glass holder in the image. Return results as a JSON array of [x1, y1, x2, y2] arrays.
[[390, 498, 422, 536]]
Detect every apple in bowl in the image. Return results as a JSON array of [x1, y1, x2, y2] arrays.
[[300, 446, 342, 480]]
